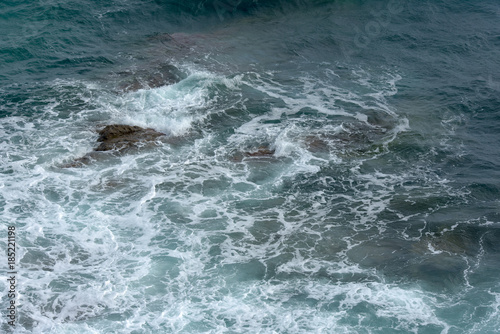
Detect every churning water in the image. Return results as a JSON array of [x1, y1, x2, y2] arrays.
[[1, 0, 500, 333]]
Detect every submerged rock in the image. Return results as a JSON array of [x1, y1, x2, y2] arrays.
[[244, 147, 275, 157], [304, 122, 389, 156], [149, 32, 225, 51], [230, 146, 276, 162], [60, 125, 166, 168], [304, 135, 332, 153], [95, 124, 165, 152], [61, 154, 95, 168], [117, 63, 185, 92]]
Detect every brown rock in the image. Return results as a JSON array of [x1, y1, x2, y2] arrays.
[[95, 124, 165, 152], [230, 146, 275, 162], [305, 135, 331, 153], [60, 125, 167, 168], [244, 147, 275, 157]]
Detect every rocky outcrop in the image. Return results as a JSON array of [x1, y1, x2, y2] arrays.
[[230, 146, 275, 162], [94, 124, 165, 152], [244, 147, 275, 157], [304, 121, 389, 155], [60, 125, 166, 168]]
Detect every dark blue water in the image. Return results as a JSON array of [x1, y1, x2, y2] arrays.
[[1, 0, 500, 333]]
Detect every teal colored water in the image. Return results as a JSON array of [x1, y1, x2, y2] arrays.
[[1, 0, 500, 333]]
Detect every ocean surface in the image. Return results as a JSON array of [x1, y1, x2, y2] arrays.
[[1, 0, 500, 333]]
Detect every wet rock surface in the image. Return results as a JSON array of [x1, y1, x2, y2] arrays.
[[230, 146, 276, 162], [304, 122, 389, 155], [61, 125, 166, 168], [244, 147, 275, 157], [95, 124, 166, 152]]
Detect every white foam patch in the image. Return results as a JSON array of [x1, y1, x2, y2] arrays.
[[104, 73, 210, 135], [337, 283, 449, 333]]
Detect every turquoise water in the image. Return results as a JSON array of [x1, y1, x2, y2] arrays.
[[1, 0, 500, 333]]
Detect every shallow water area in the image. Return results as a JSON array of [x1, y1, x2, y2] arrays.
[[1, 0, 500, 333]]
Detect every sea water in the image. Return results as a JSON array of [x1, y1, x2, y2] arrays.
[[1, 0, 500, 333]]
